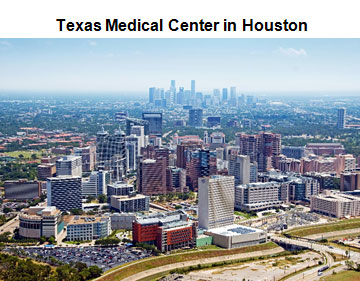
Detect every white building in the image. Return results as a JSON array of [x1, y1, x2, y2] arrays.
[[228, 154, 250, 185], [66, 216, 111, 241], [198, 175, 235, 229], [56, 155, 82, 177], [235, 182, 286, 212], [81, 170, 111, 198], [205, 224, 266, 249]]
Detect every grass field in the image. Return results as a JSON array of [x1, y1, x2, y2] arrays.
[[99, 242, 279, 281], [284, 218, 360, 237], [321, 270, 360, 281], [234, 211, 257, 220], [5, 150, 45, 160]]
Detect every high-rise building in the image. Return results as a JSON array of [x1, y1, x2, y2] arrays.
[[186, 149, 217, 190], [188, 108, 203, 127], [74, 145, 96, 172], [149, 87, 156, 103], [222, 88, 228, 102], [81, 170, 111, 198], [142, 112, 163, 136], [340, 171, 360, 191], [56, 155, 82, 177], [250, 162, 258, 183], [228, 155, 250, 185], [337, 107, 346, 129], [191, 80, 196, 100], [236, 132, 281, 172], [47, 176, 82, 211], [130, 125, 146, 148], [166, 167, 187, 193], [230, 87, 237, 106], [137, 157, 167, 195], [126, 135, 141, 171], [96, 128, 126, 180], [198, 175, 235, 229]]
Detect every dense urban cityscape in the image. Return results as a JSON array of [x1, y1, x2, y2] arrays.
[[1, 79, 360, 281]]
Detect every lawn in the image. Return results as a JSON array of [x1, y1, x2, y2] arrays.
[[284, 218, 360, 237], [5, 150, 45, 160], [99, 242, 279, 281], [321, 270, 360, 281], [234, 211, 257, 220]]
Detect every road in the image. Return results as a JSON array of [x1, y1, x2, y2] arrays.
[[162, 130, 173, 138], [272, 235, 360, 261], [0, 215, 19, 234], [271, 235, 360, 280]]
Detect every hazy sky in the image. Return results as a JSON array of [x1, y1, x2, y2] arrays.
[[0, 39, 359, 95]]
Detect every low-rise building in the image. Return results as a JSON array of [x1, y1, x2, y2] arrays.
[[132, 210, 197, 252], [235, 182, 287, 212], [110, 213, 136, 230], [205, 225, 266, 249], [310, 191, 360, 218], [66, 216, 111, 241], [4, 180, 41, 200]]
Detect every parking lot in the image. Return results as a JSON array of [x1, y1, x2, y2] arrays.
[[4, 246, 152, 271]]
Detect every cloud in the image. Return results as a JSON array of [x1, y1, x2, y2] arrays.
[[0, 41, 11, 47], [277, 47, 307, 57], [88, 41, 97, 46]]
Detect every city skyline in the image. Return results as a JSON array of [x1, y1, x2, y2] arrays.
[[0, 39, 359, 95]]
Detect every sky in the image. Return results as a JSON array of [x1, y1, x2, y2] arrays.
[[0, 39, 359, 96]]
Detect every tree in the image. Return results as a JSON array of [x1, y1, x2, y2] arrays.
[[48, 236, 56, 245], [70, 209, 83, 215], [87, 266, 102, 279], [3, 207, 12, 213], [86, 196, 95, 203], [98, 194, 106, 203], [31, 154, 38, 160]]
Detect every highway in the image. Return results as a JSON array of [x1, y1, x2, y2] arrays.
[[272, 234, 358, 280]]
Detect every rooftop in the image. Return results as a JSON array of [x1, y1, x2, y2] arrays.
[[206, 224, 263, 237], [66, 215, 109, 225]]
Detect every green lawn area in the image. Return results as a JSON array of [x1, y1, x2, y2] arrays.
[[99, 242, 279, 281], [234, 211, 257, 220], [284, 218, 360, 237], [5, 150, 45, 160], [321, 270, 360, 281]]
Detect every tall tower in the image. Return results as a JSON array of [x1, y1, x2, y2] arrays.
[[228, 154, 250, 185], [222, 88, 228, 102], [198, 175, 235, 229], [337, 108, 346, 129], [191, 80, 196, 100], [188, 108, 203, 127], [96, 127, 126, 181]]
